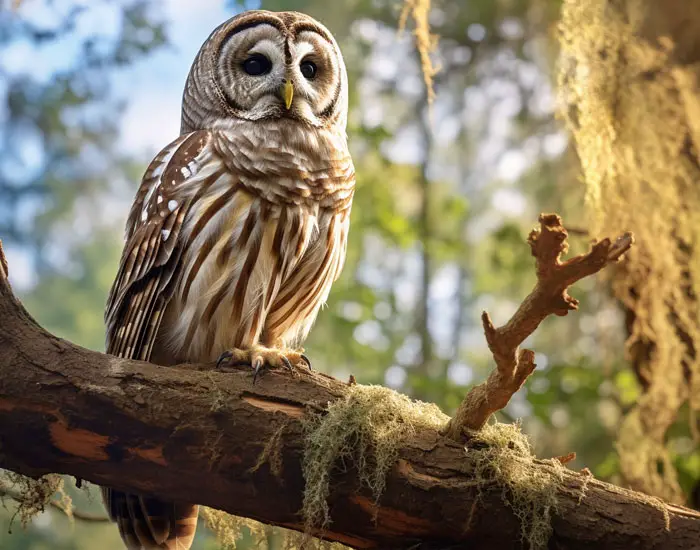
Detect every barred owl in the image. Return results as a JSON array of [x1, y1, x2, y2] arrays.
[[102, 10, 354, 549]]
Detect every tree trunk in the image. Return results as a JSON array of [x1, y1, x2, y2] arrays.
[[559, 0, 700, 505]]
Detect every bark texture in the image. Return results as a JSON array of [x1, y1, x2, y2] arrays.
[[1, 241, 699, 549]]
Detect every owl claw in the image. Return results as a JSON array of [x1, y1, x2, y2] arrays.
[[216, 350, 233, 369], [251, 352, 295, 384], [216, 346, 311, 383], [280, 355, 294, 372], [252, 356, 265, 385], [300, 353, 312, 371]]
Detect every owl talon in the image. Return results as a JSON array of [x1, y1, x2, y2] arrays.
[[252, 353, 293, 384], [281, 355, 293, 372], [300, 353, 312, 371], [252, 356, 265, 384], [216, 346, 309, 382], [216, 351, 233, 368]]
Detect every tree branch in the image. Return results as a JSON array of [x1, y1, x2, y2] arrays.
[[445, 214, 634, 438], [2, 230, 699, 550]]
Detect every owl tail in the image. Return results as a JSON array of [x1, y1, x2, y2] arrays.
[[102, 487, 199, 549]]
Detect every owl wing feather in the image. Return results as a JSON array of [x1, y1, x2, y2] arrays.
[[103, 130, 211, 549], [105, 130, 210, 361]]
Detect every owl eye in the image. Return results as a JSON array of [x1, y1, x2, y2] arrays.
[[242, 54, 272, 76], [300, 59, 317, 79]]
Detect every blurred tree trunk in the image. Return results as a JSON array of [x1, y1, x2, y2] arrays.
[[416, 86, 435, 392], [559, 0, 700, 505]]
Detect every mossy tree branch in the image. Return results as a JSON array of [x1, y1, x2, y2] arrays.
[[445, 214, 634, 439], [2, 232, 699, 550]]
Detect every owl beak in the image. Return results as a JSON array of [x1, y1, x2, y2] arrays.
[[282, 80, 294, 110]]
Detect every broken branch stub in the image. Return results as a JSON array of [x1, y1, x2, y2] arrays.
[[445, 214, 634, 439]]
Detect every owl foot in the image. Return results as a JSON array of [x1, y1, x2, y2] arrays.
[[216, 346, 312, 384]]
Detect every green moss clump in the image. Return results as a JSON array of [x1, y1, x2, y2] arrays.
[[279, 529, 347, 550], [301, 384, 450, 531]]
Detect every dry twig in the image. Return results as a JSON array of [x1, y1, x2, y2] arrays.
[[445, 214, 634, 439]]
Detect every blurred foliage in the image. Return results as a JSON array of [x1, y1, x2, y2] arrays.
[[0, 0, 697, 548], [0, 0, 166, 251], [21, 234, 123, 350]]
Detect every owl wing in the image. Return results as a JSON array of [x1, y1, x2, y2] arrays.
[[103, 131, 211, 549], [105, 130, 211, 361]]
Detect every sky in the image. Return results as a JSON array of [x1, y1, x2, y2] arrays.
[[3, 0, 255, 288], [117, 0, 244, 156]]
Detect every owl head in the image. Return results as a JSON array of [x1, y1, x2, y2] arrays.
[[181, 10, 348, 134]]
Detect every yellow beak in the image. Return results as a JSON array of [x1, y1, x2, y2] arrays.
[[283, 80, 294, 110]]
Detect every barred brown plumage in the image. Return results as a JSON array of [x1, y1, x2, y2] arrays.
[[103, 9, 354, 549]]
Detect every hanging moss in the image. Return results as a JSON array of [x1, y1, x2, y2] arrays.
[[470, 422, 564, 550], [399, 0, 438, 102], [300, 384, 449, 531], [0, 472, 65, 527], [201, 421, 350, 550], [201, 507, 347, 550], [299, 384, 574, 550], [200, 508, 268, 550]]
